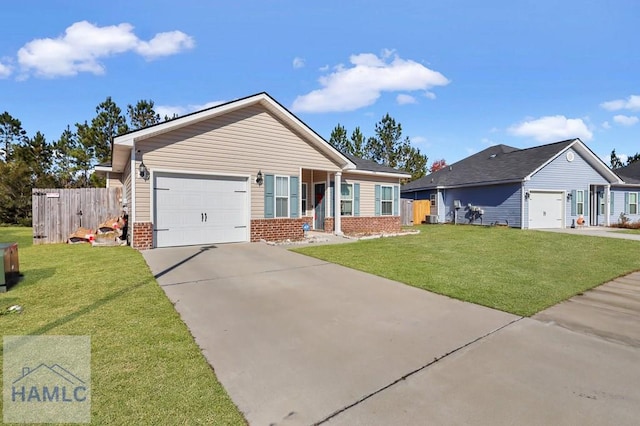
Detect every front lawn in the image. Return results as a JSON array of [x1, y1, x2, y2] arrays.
[[294, 225, 640, 316], [0, 227, 245, 425]]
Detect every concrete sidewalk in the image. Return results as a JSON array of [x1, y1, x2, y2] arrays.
[[535, 227, 640, 241]]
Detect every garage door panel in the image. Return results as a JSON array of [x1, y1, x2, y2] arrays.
[[154, 174, 248, 248], [529, 191, 563, 229]]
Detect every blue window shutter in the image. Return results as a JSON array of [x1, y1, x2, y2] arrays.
[[625, 192, 629, 212], [330, 181, 335, 217], [393, 185, 399, 216], [570, 190, 576, 216], [375, 185, 381, 216], [584, 190, 589, 216], [264, 174, 274, 218], [610, 192, 614, 215], [354, 183, 360, 216], [290, 176, 299, 218]]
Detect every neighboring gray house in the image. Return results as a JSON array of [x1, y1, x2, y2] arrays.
[[402, 138, 640, 229], [612, 160, 640, 223]]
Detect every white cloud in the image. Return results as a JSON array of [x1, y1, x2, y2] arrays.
[[411, 136, 430, 148], [600, 95, 640, 111], [318, 64, 329, 72], [508, 115, 593, 143], [292, 57, 305, 69], [0, 61, 11, 78], [292, 51, 449, 113], [602, 121, 611, 129], [613, 114, 639, 126], [481, 138, 496, 146], [16, 21, 194, 78], [155, 100, 225, 118], [424, 91, 436, 100], [396, 94, 417, 105]]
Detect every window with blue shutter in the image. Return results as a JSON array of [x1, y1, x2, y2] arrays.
[[610, 191, 614, 215], [290, 176, 299, 218], [264, 174, 275, 218], [375, 185, 381, 216], [583, 190, 589, 216], [354, 183, 360, 216], [393, 185, 399, 216], [570, 189, 576, 216]]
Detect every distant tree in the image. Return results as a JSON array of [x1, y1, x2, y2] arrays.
[[15, 131, 56, 188], [0, 161, 32, 225], [429, 159, 447, 173], [0, 112, 28, 161], [627, 152, 640, 165], [610, 149, 624, 169], [329, 124, 349, 153], [365, 113, 428, 180], [350, 127, 367, 158], [52, 126, 79, 188], [91, 96, 129, 165], [74, 122, 97, 187], [127, 99, 160, 130]]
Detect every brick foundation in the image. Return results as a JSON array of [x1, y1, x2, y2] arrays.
[[341, 216, 401, 234], [323, 218, 334, 232], [251, 217, 313, 242], [132, 222, 153, 250]]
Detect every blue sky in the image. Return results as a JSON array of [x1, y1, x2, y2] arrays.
[[1, 0, 639, 166]]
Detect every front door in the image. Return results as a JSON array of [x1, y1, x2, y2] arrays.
[[314, 183, 325, 230]]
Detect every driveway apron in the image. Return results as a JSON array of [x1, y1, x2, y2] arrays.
[[143, 243, 517, 425]]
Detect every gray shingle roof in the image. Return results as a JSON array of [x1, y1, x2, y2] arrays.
[[615, 161, 640, 184], [402, 139, 576, 192], [344, 154, 410, 175]]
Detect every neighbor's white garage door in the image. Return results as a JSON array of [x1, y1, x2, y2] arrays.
[[154, 174, 249, 247], [528, 191, 564, 229]]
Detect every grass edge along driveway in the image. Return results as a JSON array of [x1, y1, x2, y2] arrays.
[[0, 227, 245, 425], [294, 225, 640, 317]]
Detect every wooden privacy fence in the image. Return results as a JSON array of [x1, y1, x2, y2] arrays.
[[401, 199, 432, 226], [32, 188, 123, 244], [401, 199, 413, 226]]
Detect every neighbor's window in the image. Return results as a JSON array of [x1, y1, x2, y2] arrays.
[[629, 193, 638, 215], [301, 183, 307, 214], [341, 183, 353, 216], [576, 190, 584, 215], [381, 185, 393, 216], [430, 194, 436, 207], [276, 176, 289, 217]]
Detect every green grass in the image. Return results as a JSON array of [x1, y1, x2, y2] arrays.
[[294, 225, 640, 316], [0, 227, 245, 425]]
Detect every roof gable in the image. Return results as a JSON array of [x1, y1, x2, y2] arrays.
[[402, 138, 621, 192], [110, 92, 355, 173]]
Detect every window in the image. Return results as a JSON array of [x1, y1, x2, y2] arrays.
[[381, 185, 393, 216], [599, 192, 605, 215], [430, 194, 436, 207], [275, 176, 289, 217], [576, 190, 584, 215], [301, 183, 307, 214], [341, 183, 353, 216], [629, 193, 638, 215]]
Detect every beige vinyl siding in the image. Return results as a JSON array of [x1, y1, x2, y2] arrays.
[[134, 105, 340, 221], [107, 173, 123, 189], [341, 173, 399, 217]]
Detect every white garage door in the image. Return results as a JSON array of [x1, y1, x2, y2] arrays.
[[528, 191, 564, 229], [154, 174, 249, 247]]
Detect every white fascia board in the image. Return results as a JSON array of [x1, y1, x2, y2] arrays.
[[347, 169, 412, 179], [94, 165, 113, 172]]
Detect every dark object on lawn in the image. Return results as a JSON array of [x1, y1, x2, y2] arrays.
[[1, 243, 20, 292]]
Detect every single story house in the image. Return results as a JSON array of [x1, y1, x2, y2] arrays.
[[401, 138, 640, 229], [96, 92, 410, 249]]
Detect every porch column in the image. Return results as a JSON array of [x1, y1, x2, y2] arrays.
[[335, 172, 342, 235], [605, 185, 611, 227]]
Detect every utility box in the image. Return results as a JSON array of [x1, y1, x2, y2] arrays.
[[1, 243, 20, 292]]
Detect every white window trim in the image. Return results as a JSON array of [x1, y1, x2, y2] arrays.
[[340, 183, 354, 216], [380, 185, 394, 216], [275, 175, 290, 218], [629, 192, 638, 215], [301, 182, 308, 216]]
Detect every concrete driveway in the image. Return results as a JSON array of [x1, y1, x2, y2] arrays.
[[143, 243, 640, 426]]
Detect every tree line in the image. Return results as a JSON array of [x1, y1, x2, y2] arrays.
[[610, 149, 640, 169], [329, 114, 430, 181], [0, 98, 167, 225]]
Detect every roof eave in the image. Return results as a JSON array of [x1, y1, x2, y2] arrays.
[[348, 169, 411, 179]]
